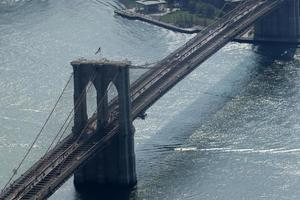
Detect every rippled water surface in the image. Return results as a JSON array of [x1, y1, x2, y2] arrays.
[[1, 0, 300, 199]]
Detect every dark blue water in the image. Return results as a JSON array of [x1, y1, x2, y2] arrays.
[[1, 1, 300, 200]]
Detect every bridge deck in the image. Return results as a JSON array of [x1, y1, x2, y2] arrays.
[[0, 0, 284, 199]]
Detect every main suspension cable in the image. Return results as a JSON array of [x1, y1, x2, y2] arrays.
[[2, 73, 74, 191], [129, 60, 160, 69]]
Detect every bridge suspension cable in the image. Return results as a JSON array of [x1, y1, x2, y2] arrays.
[[3, 70, 119, 193], [216, 0, 247, 19], [129, 61, 160, 69], [75, 71, 120, 143], [53, 72, 120, 175], [217, 2, 230, 19], [3, 66, 120, 193], [45, 75, 98, 153], [127, 1, 250, 71], [2, 73, 74, 191], [1, 73, 103, 197]]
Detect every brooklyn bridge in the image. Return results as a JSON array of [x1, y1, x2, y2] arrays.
[[1, 0, 299, 199]]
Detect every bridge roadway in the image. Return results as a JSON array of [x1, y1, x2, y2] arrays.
[[0, 0, 284, 199]]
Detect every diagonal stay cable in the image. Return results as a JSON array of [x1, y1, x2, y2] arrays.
[[0, 74, 98, 199], [54, 72, 120, 175], [57, 74, 98, 143], [2, 73, 74, 191], [45, 74, 98, 153], [75, 71, 120, 143]]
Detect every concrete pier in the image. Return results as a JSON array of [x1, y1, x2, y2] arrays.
[[114, 9, 202, 34], [254, 0, 300, 43], [71, 59, 137, 190]]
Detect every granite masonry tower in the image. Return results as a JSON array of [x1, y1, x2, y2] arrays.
[[255, 0, 300, 43]]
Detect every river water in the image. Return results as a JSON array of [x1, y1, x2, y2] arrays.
[[1, 0, 300, 199]]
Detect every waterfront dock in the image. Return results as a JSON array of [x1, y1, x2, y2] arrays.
[[114, 9, 203, 34]]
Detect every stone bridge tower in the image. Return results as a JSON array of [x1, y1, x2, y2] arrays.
[[255, 0, 300, 43], [71, 59, 137, 190]]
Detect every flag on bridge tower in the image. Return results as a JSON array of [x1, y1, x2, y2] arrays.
[[95, 47, 101, 55]]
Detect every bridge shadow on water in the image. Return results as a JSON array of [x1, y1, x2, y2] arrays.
[[72, 43, 299, 200], [253, 43, 297, 62]]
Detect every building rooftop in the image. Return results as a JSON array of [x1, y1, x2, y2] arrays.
[[136, 0, 167, 6]]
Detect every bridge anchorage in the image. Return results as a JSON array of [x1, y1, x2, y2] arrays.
[[71, 59, 137, 190]]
